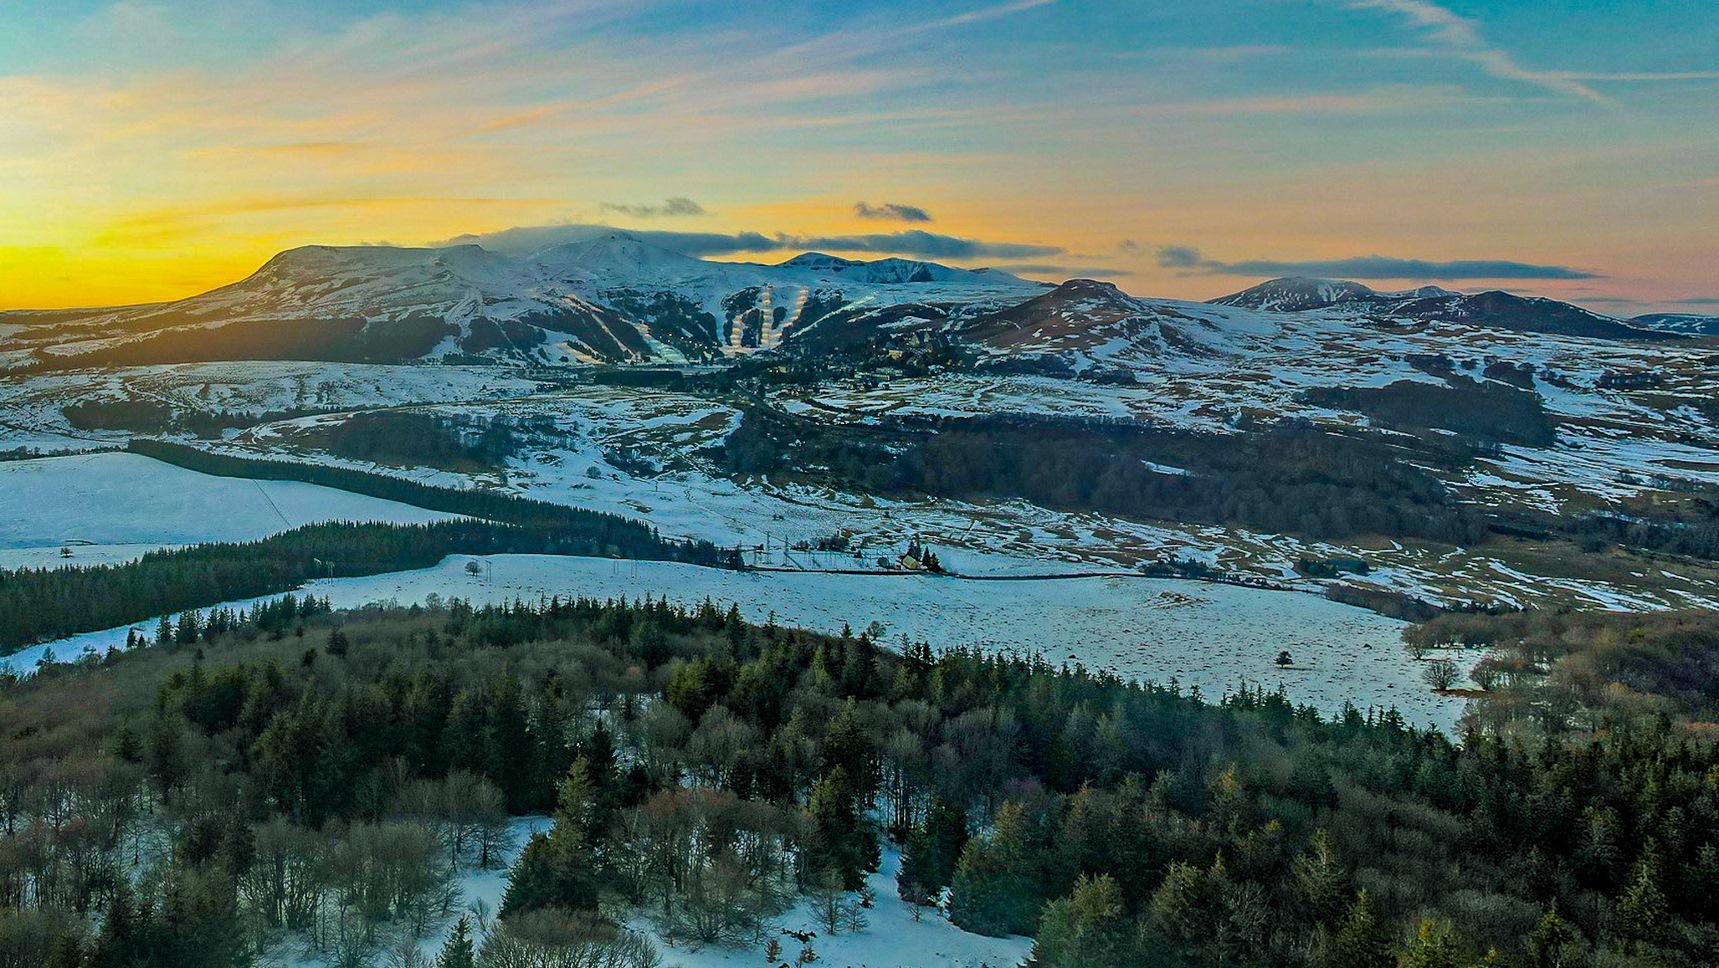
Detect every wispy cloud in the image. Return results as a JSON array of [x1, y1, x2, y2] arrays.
[[853, 202, 933, 223], [792, 229, 1060, 260], [1157, 245, 1600, 280], [1127, 88, 1483, 117], [600, 197, 708, 218], [928, 0, 1059, 30], [1346, 0, 1609, 103]]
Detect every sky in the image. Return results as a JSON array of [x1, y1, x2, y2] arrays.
[[0, 0, 1715, 313]]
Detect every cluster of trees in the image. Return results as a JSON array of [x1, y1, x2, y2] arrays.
[[1301, 379, 1557, 448], [724, 408, 1491, 544], [61, 400, 332, 438], [1559, 508, 1719, 561], [1411, 607, 1719, 728], [3, 593, 1714, 966], [302, 412, 521, 472], [0, 445, 119, 462]]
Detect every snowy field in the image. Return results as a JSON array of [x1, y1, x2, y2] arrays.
[[0, 452, 457, 556], [6, 553, 1474, 733], [632, 846, 1032, 968], [0, 361, 544, 443]]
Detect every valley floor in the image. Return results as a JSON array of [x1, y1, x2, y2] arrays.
[[0, 447, 1474, 732]]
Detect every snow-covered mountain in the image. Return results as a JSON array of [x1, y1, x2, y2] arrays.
[[1215, 277, 1673, 341], [1631, 312, 1719, 336], [960, 279, 1268, 376], [2, 233, 1045, 367], [0, 240, 1689, 375]]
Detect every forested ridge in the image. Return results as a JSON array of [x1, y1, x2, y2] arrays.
[[724, 408, 1491, 544], [2, 596, 1714, 967], [0, 518, 721, 652]]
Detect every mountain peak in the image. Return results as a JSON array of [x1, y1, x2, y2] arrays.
[[530, 232, 708, 280], [1213, 277, 1377, 312], [778, 252, 866, 270]]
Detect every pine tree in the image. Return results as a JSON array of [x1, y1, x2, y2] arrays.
[[1314, 891, 1395, 968], [553, 760, 600, 850], [949, 826, 1040, 937], [442, 689, 486, 773], [112, 721, 143, 763], [1291, 829, 1349, 928], [1616, 851, 1671, 948], [436, 915, 476, 968], [1525, 910, 1584, 968], [175, 610, 201, 644], [1398, 918, 1461, 968], [486, 674, 536, 811], [806, 768, 876, 890], [1031, 874, 1137, 968], [900, 796, 967, 901], [499, 832, 598, 916], [92, 884, 139, 967]]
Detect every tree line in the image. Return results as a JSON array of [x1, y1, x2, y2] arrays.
[[0, 516, 720, 651]]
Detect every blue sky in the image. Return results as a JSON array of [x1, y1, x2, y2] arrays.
[[1, 0, 1714, 311]]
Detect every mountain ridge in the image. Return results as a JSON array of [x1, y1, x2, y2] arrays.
[[0, 241, 1688, 372], [1213, 276, 1676, 342]]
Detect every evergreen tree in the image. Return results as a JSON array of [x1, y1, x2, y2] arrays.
[[91, 884, 140, 967], [1291, 829, 1349, 928], [1031, 874, 1138, 968], [499, 832, 599, 916], [949, 809, 1041, 937], [1314, 891, 1395, 968], [1616, 851, 1671, 948], [805, 767, 878, 891], [899, 796, 967, 901], [175, 610, 201, 645], [1399, 918, 1462, 968], [1525, 910, 1584, 968], [436, 914, 476, 968]]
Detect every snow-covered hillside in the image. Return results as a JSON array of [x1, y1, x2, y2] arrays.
[[0, 452, 457, 560]]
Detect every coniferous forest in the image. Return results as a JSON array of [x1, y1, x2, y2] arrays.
[[1, 596, 1714, 967], [0, 520, 721, 650]]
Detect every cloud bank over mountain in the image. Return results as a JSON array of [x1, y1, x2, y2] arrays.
[[1156, 245, 1600, 281], [440, 224, 1063, 262]]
